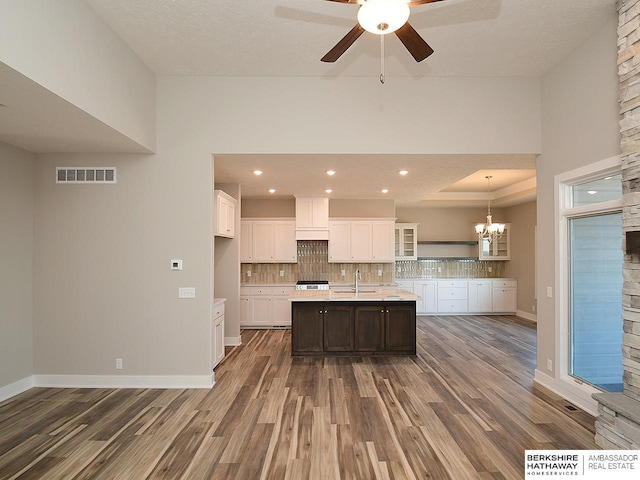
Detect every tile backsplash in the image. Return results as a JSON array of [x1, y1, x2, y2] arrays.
[[241, 241, 505, 284], [395, 259, 505, 279]]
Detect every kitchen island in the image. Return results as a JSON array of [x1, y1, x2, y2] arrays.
[[289, 288, 419, 356]]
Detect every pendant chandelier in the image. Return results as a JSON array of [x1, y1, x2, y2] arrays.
[[475, 175, 505, 244]]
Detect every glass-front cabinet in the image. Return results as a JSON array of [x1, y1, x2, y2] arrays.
[[395, 223, 418, 261], [478, 223, 510, 260]]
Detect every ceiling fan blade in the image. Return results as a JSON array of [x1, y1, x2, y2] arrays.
[[324, 0, 363, 4], [394, 22, 434, 62], [321, 24, 365, 62], [408, 0, 446, 5]]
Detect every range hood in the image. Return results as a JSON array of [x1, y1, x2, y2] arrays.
[[295, 195, 329, 240]]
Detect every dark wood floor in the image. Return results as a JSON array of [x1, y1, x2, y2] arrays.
[[0, 315, 597, 479]]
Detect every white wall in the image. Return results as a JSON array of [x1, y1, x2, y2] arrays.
[[33, 149, 213, 384], [535, 18, 620, 411], [158, 75, 541, 155], [0, 142, 35, 396], [0, 0, 156, 151]]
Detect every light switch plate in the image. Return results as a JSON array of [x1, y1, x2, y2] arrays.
[[178, 287, 196, 298]]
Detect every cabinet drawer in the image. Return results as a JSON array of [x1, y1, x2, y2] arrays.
[[438, 280, 467, 289], [213, 303, 225, 319], [437, 299, 468, 313], [240, 287, 273, 296], [438, 287, 468, 300], [273, 287, 294, 296], [492, 280, 517, 288]]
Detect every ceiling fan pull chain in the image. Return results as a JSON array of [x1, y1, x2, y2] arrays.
[[380, 35, 385, 84]]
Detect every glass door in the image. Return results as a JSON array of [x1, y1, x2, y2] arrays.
[[569, 212, 623, 392]]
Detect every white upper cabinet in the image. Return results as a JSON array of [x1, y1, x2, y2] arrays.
[[350, 221, 372, 261], [328, 219, 395, 263], [240, 219, 297, 263], [240, 221, 253, 262], [371, 221, 395, 262], [328, 220, 351, 261], [273, 221, 298, 262], [295, 196, 329, 240], [478, 223, 511, 260], [394, 223, 418, 261], [214, 190, 237, 238]]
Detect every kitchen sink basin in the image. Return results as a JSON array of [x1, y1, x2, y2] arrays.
[[332, 288, 377, 294]]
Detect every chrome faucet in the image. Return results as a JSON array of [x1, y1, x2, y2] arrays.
[[354, 269, 360, 294]]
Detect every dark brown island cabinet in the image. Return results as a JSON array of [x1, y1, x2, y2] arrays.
[[291, 301, 416, 356]]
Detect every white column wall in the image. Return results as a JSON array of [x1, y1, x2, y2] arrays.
[[0, 142, 35, 397], [0, 0, 156, 151]]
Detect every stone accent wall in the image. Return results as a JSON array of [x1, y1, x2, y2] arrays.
[[592, 0, 640, 450], [621, 0, 640, 404]]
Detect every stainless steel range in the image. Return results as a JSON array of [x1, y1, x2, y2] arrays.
[[295, 280, 330, 290]]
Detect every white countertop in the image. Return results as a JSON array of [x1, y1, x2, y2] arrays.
[[213, 297, 226, 306], [289, 288, 420, 302]]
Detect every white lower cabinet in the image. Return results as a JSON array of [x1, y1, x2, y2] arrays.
[[398, 278, 516, 315], [211, 300, 225, 370], [240, 286, 294, 327], [413, 280, 437, 314], [468, 280, 493, 312], [492, 280, 517, 313], [437, 280, 468, 313]]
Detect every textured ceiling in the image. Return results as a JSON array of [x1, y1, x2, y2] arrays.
[[86, 0, 616, 78]]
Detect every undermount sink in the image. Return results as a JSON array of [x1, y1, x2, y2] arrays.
[[332, 288, 379, 295]]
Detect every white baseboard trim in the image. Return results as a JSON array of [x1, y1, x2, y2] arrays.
[[33, 374, 215, 390], [225, 336, 242, 346], [516, 310, 537, 323], [0, 376, 35, 403], [534, 369, 598, 416]]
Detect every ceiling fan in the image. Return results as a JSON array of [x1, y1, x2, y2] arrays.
[[321, 0, 445, 63]]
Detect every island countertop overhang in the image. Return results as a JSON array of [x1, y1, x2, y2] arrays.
[[289, 288, 420, 302]]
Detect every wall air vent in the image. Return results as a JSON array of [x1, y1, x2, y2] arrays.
[[56, 167, 116, 184]]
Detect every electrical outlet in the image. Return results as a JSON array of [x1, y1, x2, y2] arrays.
[[280, 270, 284, 277], [546, 286, 553, 298], [378, 269, 382, 276], [178, 287, 196, 298], [247, 270, 251, 277], [437, 267, 442, 273], [488, 266, 492, 272], [341, 270, 346, 277], [116, 358, 123, 370], [532, 304, 536, 313], [547, 359, 553, 371]]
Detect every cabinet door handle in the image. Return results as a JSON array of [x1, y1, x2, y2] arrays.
[[319, 310, 323, 314]]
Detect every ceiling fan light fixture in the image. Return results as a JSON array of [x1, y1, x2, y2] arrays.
[[357, 0, 410, 35]]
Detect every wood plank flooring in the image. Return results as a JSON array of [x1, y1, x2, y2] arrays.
[[0, 315, 597, 479]]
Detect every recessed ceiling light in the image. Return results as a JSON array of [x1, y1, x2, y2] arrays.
[[325, 189, 333, 193], [399, 170, 408, 176], [253, 170, 263, 175], [587, 190, 598, 195], [381, 189, 389, 194], [326, 170, 336, 176], [268, 188, 276, 194]]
